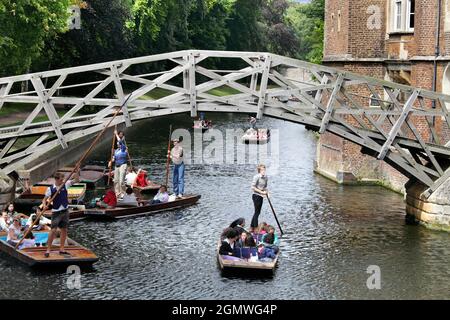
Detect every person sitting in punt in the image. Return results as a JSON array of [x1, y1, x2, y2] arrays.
[[6, 217, 22, 246], [2, 202, 25, 220], [151, 185, 169, 204], [18, 231, 36, 250], [258, 233, 277, 260], [25, 212, 51, 231], [262, 225, 280, 247], [125, 167, 138, 187], [229, 218, 247, 236], [133, 169, 152, 188], [236, 231, 256, 248], [119, 187, 139, 206], [96, 188, 117, 209], [219, 228, 239, 256], [0, 211, 11, 232]]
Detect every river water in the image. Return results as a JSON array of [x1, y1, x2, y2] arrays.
[[1, 113, 449, 300]]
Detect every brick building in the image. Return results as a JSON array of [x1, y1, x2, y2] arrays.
[[318, 0, 450, 192]]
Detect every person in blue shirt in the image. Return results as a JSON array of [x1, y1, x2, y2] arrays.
[[109, 135, 128, 198]]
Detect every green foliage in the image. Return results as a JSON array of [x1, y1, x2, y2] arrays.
[[0, 0, 326, 77], [0, 0, 71, 75], [286, 0, 324, 64]]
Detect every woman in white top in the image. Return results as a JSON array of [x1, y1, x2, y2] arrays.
[[7, 218, 22, 246]]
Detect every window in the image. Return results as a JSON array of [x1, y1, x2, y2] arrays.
[[407, 0, 415, 31], [391, 0, 414, 32], [338, 10, 341, 32], [369, 94, 381, 108]]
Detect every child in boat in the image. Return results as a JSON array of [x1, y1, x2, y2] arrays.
[[18, 231, 36, 250], [219, 228, 239, 256], [96, 189, 117, 209], [119, 187, 139, 206], [151, 185, 169, 204], [125, 167, 138, 187]]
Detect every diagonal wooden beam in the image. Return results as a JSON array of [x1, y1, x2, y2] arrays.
[[378, 90, 419, 160], [319, 74, 344, 133]]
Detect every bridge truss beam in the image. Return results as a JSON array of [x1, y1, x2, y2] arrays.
[[1, 50, 450, 197]]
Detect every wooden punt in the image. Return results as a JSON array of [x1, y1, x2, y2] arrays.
[[42, 206, 86, 222], [14, 184, 87, 213], [41, 168, 106, 189], [216, 240, 279, 273], [241, 128, 271, 144], [0, 231, 98, 267], [133, 181, 161, 195], [193, 120, 212, 132], [83, 194, 201, 220]]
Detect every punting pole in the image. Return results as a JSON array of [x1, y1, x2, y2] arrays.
[[266, 194, 284, 236], [165, 125, 173, 188]]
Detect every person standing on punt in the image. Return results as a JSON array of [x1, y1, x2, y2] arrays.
[[110, 136, 128, 199], [169, 136, 185, 198], [42, 171, 79, 258], [250, 164, 268, 232]]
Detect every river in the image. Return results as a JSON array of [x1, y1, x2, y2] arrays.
[[1, 113, 449, 299]]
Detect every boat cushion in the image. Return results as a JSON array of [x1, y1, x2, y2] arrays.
[[0, 232, 48, 244]]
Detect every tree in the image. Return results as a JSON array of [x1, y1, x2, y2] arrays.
[[226, 0, 266, 52], [262, 0, 299, 56], [0, 0, 71, 76], [41, 0, 135, 70], [286, 0, 324, 64]]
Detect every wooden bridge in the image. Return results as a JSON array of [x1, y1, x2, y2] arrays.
[[1, 50, 450, 198]]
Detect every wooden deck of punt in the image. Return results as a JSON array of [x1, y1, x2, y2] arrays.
[[133, 182, 161, 194], [83, 194, 201, 220], [216, 241, 279, 273], [0, 231, 98, 267], [41, 169, 106, 189]]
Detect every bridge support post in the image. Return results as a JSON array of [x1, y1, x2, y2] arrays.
[[405, 180, 450, 232]]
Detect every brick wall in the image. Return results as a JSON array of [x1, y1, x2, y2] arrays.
[[348, 0, 387, 58], [324, 0, 349, 57]]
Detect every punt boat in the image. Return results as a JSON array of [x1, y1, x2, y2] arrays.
[[83, 194, 201, 220], [241, 128, 271, 144], [42, 166, 107, 189], [0, 231, 98, 267], [14, 184, 87, 213], [216, 240, 280, 273], [193, 120, 212, 132]]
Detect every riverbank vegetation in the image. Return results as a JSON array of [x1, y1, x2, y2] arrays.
[[0, 0, 325, 77]]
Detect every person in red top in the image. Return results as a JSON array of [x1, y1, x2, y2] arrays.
[[133, 169, 150, 188], [96, 189, 117, 209]]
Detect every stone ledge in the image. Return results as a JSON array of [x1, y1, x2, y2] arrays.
[[406, 204, 450, 232]]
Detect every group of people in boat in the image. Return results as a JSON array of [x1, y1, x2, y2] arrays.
[[220, 218, 280, 262], [219, 163, 279, 262], [1, 202, 51, 250], [94, 185, 170, 209]]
